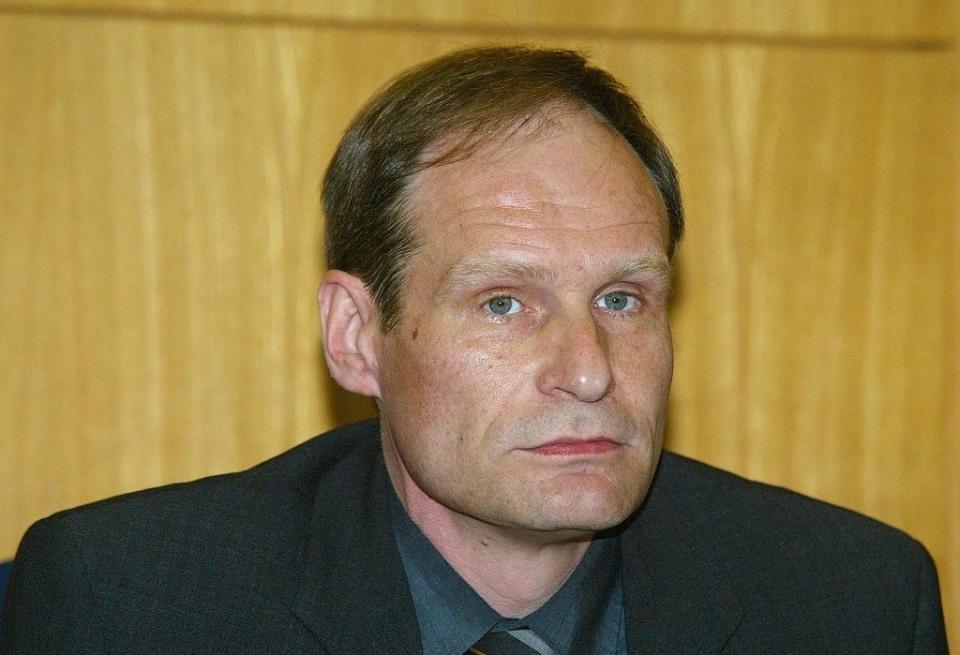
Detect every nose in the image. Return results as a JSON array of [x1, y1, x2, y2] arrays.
[[536, 309, 614, 402]]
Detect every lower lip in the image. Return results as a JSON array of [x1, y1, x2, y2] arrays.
[[526, 440, 620, 456]]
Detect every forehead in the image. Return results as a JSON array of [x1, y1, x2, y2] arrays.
[[405, 109, 669, 268]]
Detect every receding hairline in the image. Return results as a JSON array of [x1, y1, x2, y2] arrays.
[[403, 100, 663, 232], [415, 98, 606, 171]]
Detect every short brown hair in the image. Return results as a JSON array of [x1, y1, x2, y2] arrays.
[[322, 45, 683, 330]]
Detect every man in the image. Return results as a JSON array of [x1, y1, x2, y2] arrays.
[[1, 46, 948, 653]]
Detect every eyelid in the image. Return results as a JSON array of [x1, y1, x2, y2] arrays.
[[478, 288, 521, 303]]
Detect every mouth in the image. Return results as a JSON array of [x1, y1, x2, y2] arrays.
[[523, 437, 621, 457]]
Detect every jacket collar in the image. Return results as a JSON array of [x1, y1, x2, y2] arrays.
[[291, 430, 422, 654], [620, 453, 745, 652]]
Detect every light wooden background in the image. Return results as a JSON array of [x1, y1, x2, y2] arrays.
[[1, 0, 957, 645]]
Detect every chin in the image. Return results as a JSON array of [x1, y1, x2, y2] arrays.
[[516, 508, 629, 534], [530, 482, 642, 532]]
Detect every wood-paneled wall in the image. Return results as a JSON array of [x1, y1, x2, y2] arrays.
[[1, 1, 957, 645]]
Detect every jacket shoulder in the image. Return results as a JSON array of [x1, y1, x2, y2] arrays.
[[36, 420, 379, 533], [647, 452, 948, 651], [657, 450, 922, 554], [2, 421, 380, 652]]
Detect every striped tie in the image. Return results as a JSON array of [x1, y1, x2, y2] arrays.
[[466, 625, 558, 655]]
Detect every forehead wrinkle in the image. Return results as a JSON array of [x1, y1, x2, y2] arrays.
[[458, 219, 659, 234]]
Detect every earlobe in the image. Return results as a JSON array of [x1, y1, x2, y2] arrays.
[[318, 271, 383, 398]]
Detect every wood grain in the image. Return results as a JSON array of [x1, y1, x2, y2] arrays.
[[2, 0, 957, 44], [0, 5, 956, 645]]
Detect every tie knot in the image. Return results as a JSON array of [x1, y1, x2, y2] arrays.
[[466, 624, 558, 655]]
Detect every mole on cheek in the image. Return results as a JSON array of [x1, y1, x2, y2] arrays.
[[411, 328, 419, 341]]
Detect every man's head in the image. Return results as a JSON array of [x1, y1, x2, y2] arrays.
[[320, 46, 680, 540], [322, 46, 683, 332]]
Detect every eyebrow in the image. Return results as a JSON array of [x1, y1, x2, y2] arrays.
[[610, 255, 674, 285], [436, 254, 672, 298], [437, 259, 557, 299]]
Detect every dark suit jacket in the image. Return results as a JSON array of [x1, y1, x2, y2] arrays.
[[0, 421, 948, 653]]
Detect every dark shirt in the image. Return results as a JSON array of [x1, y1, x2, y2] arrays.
[[389, 487, 626, 654]]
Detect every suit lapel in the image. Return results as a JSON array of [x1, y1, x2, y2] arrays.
[[620, 454, 745, 653], [290, 431, 421, 654]]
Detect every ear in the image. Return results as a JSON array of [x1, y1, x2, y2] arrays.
[[318, 270, 383, 398]]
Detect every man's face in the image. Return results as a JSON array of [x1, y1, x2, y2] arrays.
[[375, 109, 673, 536]]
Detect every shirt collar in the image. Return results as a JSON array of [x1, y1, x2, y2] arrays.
[[388, 481, 620, 655]]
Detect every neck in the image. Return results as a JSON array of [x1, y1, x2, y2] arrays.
[[387, 457, 592, 617]]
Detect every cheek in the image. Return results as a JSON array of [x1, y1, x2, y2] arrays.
[[394, 330, 537, 439], [383, 331, 487, 421], [615, 324, 674, 397]]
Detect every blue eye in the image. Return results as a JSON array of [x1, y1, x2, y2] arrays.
[[597, 291, 638, 311], [486, 296, 522, 316]]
